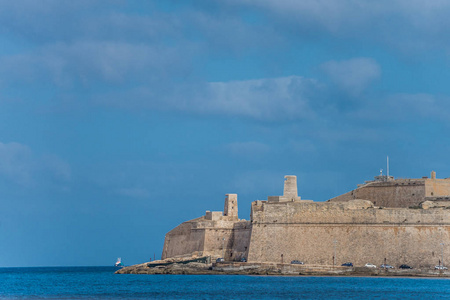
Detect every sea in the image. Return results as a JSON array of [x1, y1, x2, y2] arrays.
[[0, 266, 449, 299]]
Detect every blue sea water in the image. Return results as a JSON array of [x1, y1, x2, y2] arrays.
[[0, 267, 449, 299]]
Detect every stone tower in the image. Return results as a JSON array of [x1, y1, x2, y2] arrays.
[[284, 175, 298, 200], [223, 193, 238, 220], [268, 175, 301, 202]]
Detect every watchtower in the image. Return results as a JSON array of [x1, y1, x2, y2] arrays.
[[223, 194, 238, 220], [268, 175, 301, 202], [284, 175, 299, 200]]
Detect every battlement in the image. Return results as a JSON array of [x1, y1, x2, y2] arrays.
[[204, 211, 222, 221]]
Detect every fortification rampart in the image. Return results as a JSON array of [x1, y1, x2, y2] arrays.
[[251, 200, 450, 225], [161, 172, 450, 269], [162, 217, 252, 260], [328, 174, 450, 208], [162, 194, 251, 260], [247, 222, 450, 268], [247, 199, 450, 267], [162, 217, 206, 259], [426, 179, 450, 198], [328, 180, 426, 207]]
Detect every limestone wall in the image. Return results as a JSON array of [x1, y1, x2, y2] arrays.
[[161, 175, 450, 268], [247, 200, 450, 267], [329, 178, 450, 208], [203, 221, 252, 260], [328, 180, 426, 208], [229, 221, 252, 261], [251, 200, 450, 224], [201, 220, 235, 258], [162, 217, 251, 261], [161, 218, 206, 259], [248, 223, 450, 267], [426, 179, 450, 198]]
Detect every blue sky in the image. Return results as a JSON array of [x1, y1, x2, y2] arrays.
[[1, 0, 450, 267]]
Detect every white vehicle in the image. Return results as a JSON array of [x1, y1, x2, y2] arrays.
[[435, 265, 448, 270], [365, 263, 377, 268], [380, 264, 394, 269]]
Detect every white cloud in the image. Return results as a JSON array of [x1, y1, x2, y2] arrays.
[[42, 154, 71, 182], [180, 76, 321, 120], [225, 141, 270, 157], [0, 142, 71, 188], [198, 76, 318, 119], [0, 142, 34, 186], [353, 93, 450, 121], [286, 140, 317, 153], [116, 187, 151, 199], [0, 41, 185, 88], [93, 76, 323, 121], [321, 58, 381, 96], [220, 0, 450, 53], [230, 170, 286, 196]]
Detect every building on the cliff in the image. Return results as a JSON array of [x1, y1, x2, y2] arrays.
[[162, 173, 450, 268]]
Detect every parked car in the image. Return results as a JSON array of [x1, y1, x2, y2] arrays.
[[365, 263, 377, 268], [291, 260, 304, 265], [240, 257, 247, 262], [435, 265, 448, 270], [341, 262, 353, 267], [399, 264, 413, 269], [380, 264, 394, 269], [216, 258, 224, 263]]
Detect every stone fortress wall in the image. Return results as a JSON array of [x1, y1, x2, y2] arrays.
[[162, 194, 251, 261], [162, 172, 450, 268], [328, 171, 450, 208], [248, 199, 450, 267]]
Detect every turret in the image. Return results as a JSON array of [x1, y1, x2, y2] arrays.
[[268, 175, 301, 202], [223, 194, 238, 220], [284, 175, 299, 200]]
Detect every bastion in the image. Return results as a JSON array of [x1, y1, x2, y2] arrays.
[[161, 173, 450, 269]]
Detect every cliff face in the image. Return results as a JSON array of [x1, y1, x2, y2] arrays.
[[162, 174, 450, 268]]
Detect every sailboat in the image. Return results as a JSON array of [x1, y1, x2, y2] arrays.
[[115, 257, 124, 267]]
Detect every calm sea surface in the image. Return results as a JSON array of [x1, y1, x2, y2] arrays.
[[0, 266, 449, 299]]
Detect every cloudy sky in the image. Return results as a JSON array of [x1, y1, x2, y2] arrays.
[[2, 1, 450, 267]]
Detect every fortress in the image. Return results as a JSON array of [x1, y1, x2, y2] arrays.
[[161, 172, 450, 268]]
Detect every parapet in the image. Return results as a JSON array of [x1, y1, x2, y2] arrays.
[[204, 194, 239, 221], [343, 199, 374, 210], [205, 211, 222, 220]]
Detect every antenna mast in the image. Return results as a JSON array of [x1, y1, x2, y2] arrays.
[[387, 156, 389, 178]]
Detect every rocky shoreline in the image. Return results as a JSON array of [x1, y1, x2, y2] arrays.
[[115, 257, 450, 277]]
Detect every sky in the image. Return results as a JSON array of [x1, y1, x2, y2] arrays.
[[1, 0, 450, 267]]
